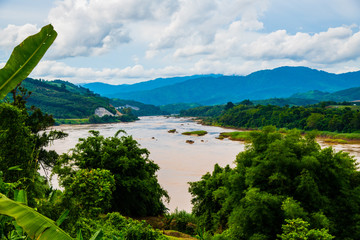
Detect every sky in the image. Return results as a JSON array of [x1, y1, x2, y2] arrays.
[[1, 0, 360, 84]]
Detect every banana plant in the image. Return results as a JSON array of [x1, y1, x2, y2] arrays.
[[0, 24, 57, 99], [0, 193, 73, 240]]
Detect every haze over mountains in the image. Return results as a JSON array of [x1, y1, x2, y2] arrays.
[[83, 67, 360, 106]]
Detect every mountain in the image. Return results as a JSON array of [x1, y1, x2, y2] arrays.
[[82, 75, 221, 96], [94, 67, 360, 105]]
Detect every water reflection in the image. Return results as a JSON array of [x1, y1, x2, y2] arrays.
[[47, 116, 360, 212]]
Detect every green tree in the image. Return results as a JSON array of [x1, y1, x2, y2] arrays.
[[63, 168, 115, 216], [279, 218, 334, 240], [189, 126, 360, 239], [54, 130, 169, 217]]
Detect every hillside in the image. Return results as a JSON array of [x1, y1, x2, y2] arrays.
[[21, 78, 113, 118], [7, 78, 166, 119], [84, 66, 360, 106], [291, 87, 360, 102]]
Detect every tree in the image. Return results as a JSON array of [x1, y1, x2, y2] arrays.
[[224, 102, 235, 111], [63, 168, 115, 216], [54, 130, 169, 217], [189, 126, 360, 239], [279, 218, 334, 240]]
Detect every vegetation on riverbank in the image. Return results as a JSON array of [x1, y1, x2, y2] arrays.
[[217, 131, 251, 141], [182, 130, 208, 136]]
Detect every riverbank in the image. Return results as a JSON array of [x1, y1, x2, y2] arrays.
[[196, 118, 360, 143]]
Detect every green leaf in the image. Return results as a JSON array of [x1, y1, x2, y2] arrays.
[[8, 165, 23, 171], [56, 209, 69, 226], [89, 230, 103, 240], [76, 230, 83, 240], [0, 24, 57, 99], [0, 193, 73, 240], [14, 190, 27, 205]]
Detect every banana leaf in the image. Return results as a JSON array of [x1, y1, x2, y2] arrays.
[[0, 193, 73, 240], [0, 24, 57, 99], [89, 230, 103, 240]]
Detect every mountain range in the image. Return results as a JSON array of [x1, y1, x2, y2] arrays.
[[83, 66, 360, 106]]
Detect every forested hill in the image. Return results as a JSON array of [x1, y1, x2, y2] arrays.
[[6, 78, 165, 119], [19, 78, 113, 118], [82, 66, 360, 106], [291, 87, 360, 102]]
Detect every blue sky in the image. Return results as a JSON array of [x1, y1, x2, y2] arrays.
[[1, 0, 360, 84]]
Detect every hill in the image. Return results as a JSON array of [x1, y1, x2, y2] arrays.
[[21, 78, 113, 119], [6, 78, 166, 119], [85, 67, 360, 106], [291, 87, 360, 102]]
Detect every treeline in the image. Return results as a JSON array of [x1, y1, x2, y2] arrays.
[[181, 101, 360, 133]]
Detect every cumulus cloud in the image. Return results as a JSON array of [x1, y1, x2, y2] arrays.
[[0, 24, 39, 50], [47, 0, 178, 58], [31, 60, 188, 84], [241, 26, 360, 63], [148, 0, 269, 56]]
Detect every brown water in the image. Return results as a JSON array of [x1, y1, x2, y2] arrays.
[[46, 116, 360, 212], [46, 116, 245, 212]]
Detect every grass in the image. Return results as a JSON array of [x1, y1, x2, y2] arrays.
[[182, 130, 208, 136], [164, 230, 196, 239], [55, 118, 89, 125], [323, 138, 349, 144], [218, 131, 251, 141], [316, 131, 360, 141]]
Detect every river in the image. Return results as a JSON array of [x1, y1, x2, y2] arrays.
[[46, 116, 360, 213]]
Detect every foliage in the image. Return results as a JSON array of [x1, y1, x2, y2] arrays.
[[64, 169, 115, 216], [160, 103, 201, 114], [210, 102, 360, 133], [70, 212, 167, 240], [166, 209, 197, 235], [0, 100, 66, 204], [279, 218, 334, 240], [0, 25, 56, 99], [182, 131, 208, 136], [0, 193, 73, 240], [218, 131, 251, 141], [180, 105, 224, 118], [0, 103, 35, 184], [189, 127, 360, 239], [54, 130, 169, 217]]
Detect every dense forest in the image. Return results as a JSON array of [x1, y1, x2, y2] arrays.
[[181, 101, 360, 133]]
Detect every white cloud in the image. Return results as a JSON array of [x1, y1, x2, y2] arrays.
[[148, 0, 269, 55], [241, 26, 360, 63], [0, 24, 39, 50], [31, 60, 189, 84], [47, 0, 178, 58]]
